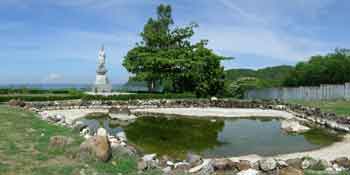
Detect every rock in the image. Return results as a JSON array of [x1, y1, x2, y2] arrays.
[[73, 121, 87, 132], [333, 157, 350, 168], [319, 159, 332, 169], [278, 167, 303, 175], [212, 159, 235, 171], [49, 135, 74, 149], [211, 97, 218, 101], [97, 128, 107, 137], [236, 160, 252, 171], [195, 160, 214, 175], [286, 158, 303, 169], [116, 131, 127, 142], [187, 153, 202, 167], [259, 158, 277, 171], [301, 158, 318, 170], [333, 164, 345, 172], [277, 160, 288, 167], [162, 166, 172, 174], [281, 119, 310, 133], [8, 99, 26, 107], [174, 162, 191, 170], [79, 135, 111, 162], [142, 154, 157, 162], [237, 168, 260, 175], [138, 160, 147, 171], [140, 154, 159, 170]]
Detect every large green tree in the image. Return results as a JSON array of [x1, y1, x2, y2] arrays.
[[123, 4, 227, 96]]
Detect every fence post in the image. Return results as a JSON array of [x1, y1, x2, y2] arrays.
[[345, 83, 350, 101]]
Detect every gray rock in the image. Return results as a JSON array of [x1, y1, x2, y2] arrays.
[[236, 160, 252, 171], [259, 158, 277, 171]]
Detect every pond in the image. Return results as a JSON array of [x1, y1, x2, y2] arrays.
[[78, 114, 343, 159]]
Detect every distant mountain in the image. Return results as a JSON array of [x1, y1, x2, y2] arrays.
[[225, 65, 294, 86]]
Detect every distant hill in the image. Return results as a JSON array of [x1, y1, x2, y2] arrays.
[[225, 65, 293, 86]]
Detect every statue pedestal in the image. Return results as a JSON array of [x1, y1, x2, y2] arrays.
[[92, 84, 112, 93]]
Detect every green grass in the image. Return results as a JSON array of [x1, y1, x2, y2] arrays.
[[288, 100, 350, 116], [0, 105, 161, 175]]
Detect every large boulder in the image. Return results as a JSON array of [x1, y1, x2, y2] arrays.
[[49, 135, 74, 149], [281, 119, 310, 133], [259, 158, 277, 171], [79, 135, 111, 162], [279, 167, 304, 175]]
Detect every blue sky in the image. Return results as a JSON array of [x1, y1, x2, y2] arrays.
[[1, 0, 349, 84]]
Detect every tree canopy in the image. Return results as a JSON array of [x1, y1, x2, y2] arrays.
[[283, 49, 350, 87], [123, 4, 227, 97]]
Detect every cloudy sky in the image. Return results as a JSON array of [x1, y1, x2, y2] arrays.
[[1, 0, 349, 84]]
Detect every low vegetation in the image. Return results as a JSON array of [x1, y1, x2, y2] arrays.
[[0, 105, 160, 175]]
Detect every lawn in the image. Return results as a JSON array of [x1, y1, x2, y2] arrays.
[[0, 105, 161, 175], [288, 100, 350, 116]]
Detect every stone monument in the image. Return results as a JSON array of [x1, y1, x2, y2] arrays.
[[92, 45, 112, 93]]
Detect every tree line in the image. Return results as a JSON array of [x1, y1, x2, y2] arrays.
[[283, 48, 350, 87], [123, 4, 230, 97]]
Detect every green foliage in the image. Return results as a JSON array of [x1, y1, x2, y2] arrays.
[[225, 65, 293, 87], [284, 48, 350, 86], [226, 77, 270, 98], [123, 4, 227, 96]]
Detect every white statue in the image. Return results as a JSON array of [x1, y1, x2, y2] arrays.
[[92, 45, 112, 93]]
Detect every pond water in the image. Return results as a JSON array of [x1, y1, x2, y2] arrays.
[[78, 114, 343, 159]]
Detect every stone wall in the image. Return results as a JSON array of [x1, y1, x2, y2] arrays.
[[245, 83, 350, 101]]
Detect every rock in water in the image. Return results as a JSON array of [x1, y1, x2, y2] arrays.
[[79, 135, 111, 162], [259, 158, 277, 171], [281, 119, 310, 133]]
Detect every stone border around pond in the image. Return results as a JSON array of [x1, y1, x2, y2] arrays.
[[9, 99, 350, 174]]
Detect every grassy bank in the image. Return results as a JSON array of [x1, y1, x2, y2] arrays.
[[0, 92, 196, 102], [288, 100, 350, 116], [0, 105, 161, 175]]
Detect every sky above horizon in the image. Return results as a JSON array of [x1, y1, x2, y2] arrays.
[[1, 0, 349, 84]]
